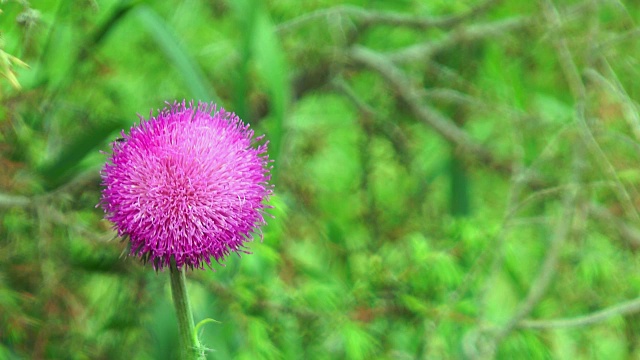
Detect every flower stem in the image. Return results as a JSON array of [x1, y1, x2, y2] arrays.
[[169, 260, 204, 360]]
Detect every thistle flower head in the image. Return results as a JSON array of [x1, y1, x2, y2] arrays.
[[100, 100, 272, 270]]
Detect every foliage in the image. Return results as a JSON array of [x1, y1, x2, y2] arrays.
[[2, 0, 640, 359]]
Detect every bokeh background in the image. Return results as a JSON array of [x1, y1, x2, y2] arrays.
[[2, 0, 640, 359]]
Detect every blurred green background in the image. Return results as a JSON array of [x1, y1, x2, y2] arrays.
[[2, 0, 640, 359]]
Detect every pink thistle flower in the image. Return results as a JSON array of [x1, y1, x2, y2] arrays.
[[100, 100, 272, 270]]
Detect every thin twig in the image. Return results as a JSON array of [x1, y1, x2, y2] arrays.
[[541, 0, 640, 223], [502, 181, 616, 226], [541, 0, 586, 100], [493, 179, 580, 344], [593, 27, 640, 52], [520, 297, 640, 330], [276, 0, 499, 34], [0, 169, 101, 209], [386, 17, 529, 64], [589, 204, 640, 249], [348, 45, 505, 170], [331, 77, 412, 166], [473, 2, 596, 355], [0, 192, 31, 207], [330, 78, 376, 118], [584, 66, 640, 142], [468, 112, 587, 358], [422, 88, 480, 106], [459, 91, 530, 345]]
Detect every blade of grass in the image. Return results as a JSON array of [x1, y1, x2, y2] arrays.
[[230, 0, 256, 122], [251, 6, 289, 172], [134, 5, 218, 103]]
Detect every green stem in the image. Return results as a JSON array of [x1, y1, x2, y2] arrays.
[[169, 260, 203, 360]]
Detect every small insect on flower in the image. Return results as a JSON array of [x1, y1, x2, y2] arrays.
[[100, 100, 273, 271]]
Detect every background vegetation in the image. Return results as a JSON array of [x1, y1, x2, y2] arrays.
[[2, 0, 640, 359]]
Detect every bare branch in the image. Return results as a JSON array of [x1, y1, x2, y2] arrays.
[[540, 0, 586, 100], [330, 77, 376, 119], [594, 27, 640, 52], [276, 0, 500, 34], [584, 66, 640, 142], [494, 182, 579, 342], [423, 88, 480, 106], [0, 192, 31, 208], [467, 3, 597, 356], [49, 168, 101, 197], [520, 297, 640, 330], [0, 169, 101, 209], [542, 0, 640, 222], [589, 204, 640, 250], [331, 77, 413, 169], [348, 45, 506, 170], [387, 17, 529, 64]]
